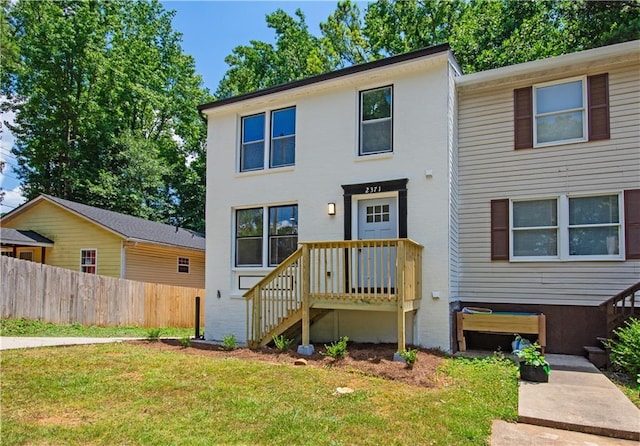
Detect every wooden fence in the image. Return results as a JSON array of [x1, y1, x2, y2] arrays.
[[0, 256, 205, 328]]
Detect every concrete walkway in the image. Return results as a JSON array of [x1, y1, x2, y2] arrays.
[[492, 354, 640, 445], [0, 337, 140, 350]]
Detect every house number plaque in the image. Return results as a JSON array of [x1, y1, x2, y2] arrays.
[[364, 185, 382, 194]]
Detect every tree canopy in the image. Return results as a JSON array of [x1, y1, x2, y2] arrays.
[[2, 0, 210, 231]]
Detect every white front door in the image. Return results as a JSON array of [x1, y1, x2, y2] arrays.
[[357, 197, 398, 291]]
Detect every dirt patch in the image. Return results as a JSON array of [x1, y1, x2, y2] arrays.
[[130, 340, 448, 388]]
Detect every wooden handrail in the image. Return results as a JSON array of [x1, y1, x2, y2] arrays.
[[600, 281, 640, 336]]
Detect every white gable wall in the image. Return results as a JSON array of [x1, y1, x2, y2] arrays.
[[204, 53, 457, 349]]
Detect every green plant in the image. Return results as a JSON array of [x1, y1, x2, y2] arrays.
[[606, 318, 640, 378], [146, 328, 162, 342], [323, 336, 349, 359], [399, 348, 418, 367], [179, 337, 191, 348], [515, 342, 550, 375], [221, 334, 237, 351], [272, 334, 294, 352]]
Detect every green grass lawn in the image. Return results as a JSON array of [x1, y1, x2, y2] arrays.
[[0, 317, 198, 338], [1, 343, 518, 445]]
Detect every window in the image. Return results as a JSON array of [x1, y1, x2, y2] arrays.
[[240, 113, 265, 171], [19, 252, 33, 261], [178, 257, 190, 273], [360, 86, 392, 155], [80, 249, 97, 274], [366, 204, 390, 223], [240, 107, 296, 172], [492, 193, 626, 261], [270, 107, 296, 168], [514, 73, 609, 149], [235, 204, 298, 267], [1, 251, 14, 257]]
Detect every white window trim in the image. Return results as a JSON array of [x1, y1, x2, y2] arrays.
[[177, 256, 190, 274], [359, 85, 394, 156], [510, 192, 624, 262], [233, 203, 298, 269], [80, 248, 98, 274], [238, 106, 296, 173], [533, 76, 588, 148]]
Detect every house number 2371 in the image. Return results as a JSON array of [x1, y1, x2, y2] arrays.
[[364, 186, 382, 194]]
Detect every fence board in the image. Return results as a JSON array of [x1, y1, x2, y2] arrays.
[[0, 256, 205, 328]]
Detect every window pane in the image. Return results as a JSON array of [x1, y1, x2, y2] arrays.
[[569, 195, 619, 225], [536, 111, 584, 143], [514, 229, 558, 257], [513, 200, 557, 228], [536, 80, 583, 114], [269, 235, 297, 265], [270, 136, 295, 167], [361, 119, 392, 154], [362, 87, 391, 121], [242, 114, 265, 143], [269, 205, 298, 236], [241, 142, 264, 171], [237, 208, 263, 237], [272, 108, 295, 137], [570, 227, 619, 256], [237, 238, 263, 265]]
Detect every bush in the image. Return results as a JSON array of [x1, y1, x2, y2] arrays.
[[221, 334, 237, 351], [606, 318, 640, 377], [179, 337, 191, 348], [399, 348, 418, 367], [323, 336, 349, 359], [146, 328, 162, 342], [272, 334, 294, 352]]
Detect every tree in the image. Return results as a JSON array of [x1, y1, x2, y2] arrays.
[[1, 0, 209, 231]]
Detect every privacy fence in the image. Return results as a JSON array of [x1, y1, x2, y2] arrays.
[[1, 256, 205, 328]]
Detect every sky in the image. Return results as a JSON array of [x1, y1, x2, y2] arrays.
[[0, 0, 350, 213]]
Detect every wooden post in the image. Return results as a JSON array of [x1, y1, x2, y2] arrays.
[[396, 240, 406, 354], [301, 244, 311, 346]]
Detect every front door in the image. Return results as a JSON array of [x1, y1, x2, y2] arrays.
[[357, 197, 398, 291]]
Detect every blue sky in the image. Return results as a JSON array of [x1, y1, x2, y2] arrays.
[[1, 0, 351, 212]]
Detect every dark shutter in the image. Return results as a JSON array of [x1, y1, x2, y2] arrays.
[[624, 189, 640, 259], [491, 199, 509, 260], [588, 73, 610, 141], [514, 87, 533, 150]]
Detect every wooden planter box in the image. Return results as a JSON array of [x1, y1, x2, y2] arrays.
[[456, 311, 546, 352], [519, 363, 549, 382]]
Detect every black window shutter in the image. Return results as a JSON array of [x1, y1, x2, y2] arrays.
[[588, 73, 610, 141], [514, 87, 533, 150], [624, 189, 640, 259], [491, 199, 509, 260]]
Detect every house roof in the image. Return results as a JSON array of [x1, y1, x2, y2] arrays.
[[198, 43, 451, 112], [1, 195, 205, 252], [0, 228, 54, 247]]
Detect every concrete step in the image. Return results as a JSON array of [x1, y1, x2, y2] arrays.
[[584, 345, 609, 369]]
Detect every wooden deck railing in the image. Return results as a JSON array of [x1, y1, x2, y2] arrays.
[[600, 281, 640, 336], [244, 239, 423, 348]]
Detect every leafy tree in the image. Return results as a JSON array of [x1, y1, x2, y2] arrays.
[[1, 0, 209, 231]]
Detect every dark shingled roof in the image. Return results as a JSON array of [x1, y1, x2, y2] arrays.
[[38, 195, 205, 251], [1, 228, 54, 246]]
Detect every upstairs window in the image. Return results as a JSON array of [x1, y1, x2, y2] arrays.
[[360, 86, 393, 155], [240, 107, 296, 172], [240, 113, 265, 171], [270, 107, 296, 168], [514, 74, 609, 149], [80, 249, 97, 274]]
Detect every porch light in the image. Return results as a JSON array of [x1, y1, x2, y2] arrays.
[[327, 202, 336, 216]]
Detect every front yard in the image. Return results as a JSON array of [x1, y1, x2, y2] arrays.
[[1, 341, 518, 445]]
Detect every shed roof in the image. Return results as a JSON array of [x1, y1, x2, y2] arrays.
[[0, 228, 54, 247]]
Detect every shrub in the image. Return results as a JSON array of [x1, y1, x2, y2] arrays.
[[221, 334, 237, 351], [146, 328, 162, 342], [272, 334, 294, 352], [606, 318, 640, 377], [179, 337, 191, 348], [323, 336, 349, 359], [399, 348, 418, 367]]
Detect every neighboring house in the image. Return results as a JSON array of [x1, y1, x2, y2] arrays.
[[456, 40, 639, 354], [199, 40, 639, 355], [0, 195, 205, 288]]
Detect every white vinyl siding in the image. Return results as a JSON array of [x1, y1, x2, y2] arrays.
[[458, 63, 640, 306]]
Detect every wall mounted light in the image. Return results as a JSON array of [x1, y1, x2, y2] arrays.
[[327, 202, 336, 216]]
